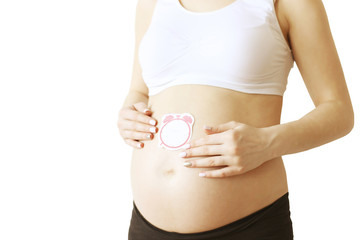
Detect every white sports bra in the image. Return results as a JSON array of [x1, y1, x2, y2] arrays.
[[138, 0, 294, 96]]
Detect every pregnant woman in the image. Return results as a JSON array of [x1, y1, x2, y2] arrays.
[[118, 0, 354, 239]]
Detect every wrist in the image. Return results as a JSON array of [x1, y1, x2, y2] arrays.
[[262, 124, 286, 161]]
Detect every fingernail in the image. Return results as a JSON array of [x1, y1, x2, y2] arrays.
[[183, 162, 192, 167], [146, 133, 152, 139], [138, 142, 143, 148], [143, 109, 151, 113], [203, 125, 212, 130], [199, 172, 206, 177], [150, 127, 157, 133], [179, 152, 186, 158], [149, 119, 156, 126], [184, 143, 191, 149]]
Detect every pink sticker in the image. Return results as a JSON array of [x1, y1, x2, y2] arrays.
[[158, 113, 195, 150]]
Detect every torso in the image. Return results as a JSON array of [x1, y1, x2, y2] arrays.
[[130, 0, 291, 233]]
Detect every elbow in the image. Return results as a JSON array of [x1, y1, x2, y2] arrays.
[[325, 99, 355, 138], [346, 109, 354, 135], [341, 103, 355, 137]]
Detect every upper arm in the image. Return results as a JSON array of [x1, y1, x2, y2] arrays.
[[127, 0, 157, 98], [282, 0, 352, 108]]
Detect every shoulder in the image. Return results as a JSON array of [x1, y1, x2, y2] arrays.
[[279, 0, 327, 27]]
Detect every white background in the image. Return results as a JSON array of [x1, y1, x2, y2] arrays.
[[0, 0, 359, 239]]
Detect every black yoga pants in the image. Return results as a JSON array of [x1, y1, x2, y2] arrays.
[[128, 192, 294, 240]]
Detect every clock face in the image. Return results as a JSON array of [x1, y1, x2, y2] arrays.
[[158, 113, 194, 150]]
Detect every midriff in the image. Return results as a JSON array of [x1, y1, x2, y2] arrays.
[[130, 84, 289, 233]]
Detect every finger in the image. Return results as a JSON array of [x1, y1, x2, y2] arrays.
[[199, 166, 243, 178], [189, 133, 225, 147], [119, 108, 157, 127], [121, 129, 154, 141], [124, 139, 144, 149], [184, 156, 230, 168], [120, 119, 158, 134], [205, 121, 239, 133], [181, 144, 225, 158]]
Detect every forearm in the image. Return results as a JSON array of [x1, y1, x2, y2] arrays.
[[121, 90, 149, 109], [265, 100, 354, 159]]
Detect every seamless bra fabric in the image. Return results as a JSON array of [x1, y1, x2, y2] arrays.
[[138, 0, 294, 96]]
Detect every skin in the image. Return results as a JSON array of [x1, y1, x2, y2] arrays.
[[118, 0, 354, 233]]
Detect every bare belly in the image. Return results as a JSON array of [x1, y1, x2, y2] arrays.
[[130, 84, 289, 233]]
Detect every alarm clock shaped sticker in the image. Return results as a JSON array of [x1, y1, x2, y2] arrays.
[[158, 113, 195, 150]]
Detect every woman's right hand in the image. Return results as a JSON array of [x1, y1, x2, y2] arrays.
[[117, 102, 158, 149]]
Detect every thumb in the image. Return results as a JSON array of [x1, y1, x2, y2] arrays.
[[133, 102, 152, 115], [203, 121, 238, 133]]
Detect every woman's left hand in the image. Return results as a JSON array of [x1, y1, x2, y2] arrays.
[[180, 121, 274, 178]]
